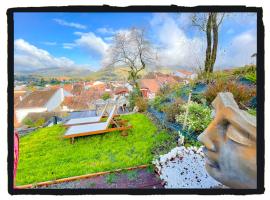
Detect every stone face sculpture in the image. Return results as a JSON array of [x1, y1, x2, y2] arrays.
[[198, 92, 257, 189]]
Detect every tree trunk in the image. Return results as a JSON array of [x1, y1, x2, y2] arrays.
[[209, 13, 218, 73], [205, 13, 212, 73]]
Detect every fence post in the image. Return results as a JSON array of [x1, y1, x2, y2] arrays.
[[183, 91, 192, 130]]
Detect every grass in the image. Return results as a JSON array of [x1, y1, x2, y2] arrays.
[[16, 113, 174, 186]]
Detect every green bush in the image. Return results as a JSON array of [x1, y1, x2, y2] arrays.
[[102, 92, 111, 101], [176, 102, 212, 133], [204, 80, 256, 106], [247, 108, 256, 116], [135, 97, 148, 112], [245, 72, 256, 84], [162, 98, 185, 122], [34, 118, 45, 127], [22, 118, 35, 127], [128, 88, 141, 109], [150, 95, 167, 112]]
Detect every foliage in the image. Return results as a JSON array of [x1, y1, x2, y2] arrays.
[[105, 174, 118, 184], [204, 80, 256, 105], [126, 170, 138, 181], [244, 72, 256, 84], [101, 92, 111, 101], [149, 95, 168, 112], [16, 113, 174, 185], [232, 65, 256, 76], [34, 118, 45, 127], [247, 108, 256, 116], [22, 118, 35, 127], [162, 98, 185, 122], [183, 136, 202, 148], [196, 70, 231, 83], [175, 85, 191, 98], [128, 88, 142, 109], [176, 102, 212, 133], [22, 117, 45, 128], [191, 93, 207, 105], [156, 84, 172, 97], [135, 97, 148, 112]]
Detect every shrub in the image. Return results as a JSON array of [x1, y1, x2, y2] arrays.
[[204, 80, 256, 106], [128, 88, 141, 109], [34, 118, 45, 127], [102, 92, 111, 101], [150, 95, 167, 112], [247, 108, 256, 116], [233, 65, 256, 76], [162, 98, 185, 122], [176, 102, 212, 133], [22, 118, 35, 127], [135, 97, 148, 112], [245, 72, 256, 84]]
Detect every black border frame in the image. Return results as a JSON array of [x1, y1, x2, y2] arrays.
[[7, 5, 265, 195]]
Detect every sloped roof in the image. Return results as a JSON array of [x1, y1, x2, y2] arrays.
[[177, 69, 194, 76], [140, 79, 160, 93], [16, 89, 58, 109]]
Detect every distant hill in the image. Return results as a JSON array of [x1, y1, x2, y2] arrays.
[[15, 67, 93, 78], [85, 66, 174, 81]]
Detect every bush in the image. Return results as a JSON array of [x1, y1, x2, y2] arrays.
[[204, 80, 256, 106], [135, 97, 148, 112], [128, 88, 141, 109], [176, 102, 212, 133], [162, 98, 185, 122], [22, 117, 35, 127], [244, 72, 256, 84], [233, 65, 256, 76], [150, 95, 167, 112], [102, 92, 111, 101], [34, 118, 45, 127]]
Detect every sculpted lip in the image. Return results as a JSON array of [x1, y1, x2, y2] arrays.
[[203, 147, 220, 170]]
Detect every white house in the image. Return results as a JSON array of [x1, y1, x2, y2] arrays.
[[15, 88, 72, 122], [174, 69, 197, 81]]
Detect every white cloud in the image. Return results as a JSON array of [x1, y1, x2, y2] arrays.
[[72, 32, 109, 57], [42, 41, 57, 46], [53, 18, 87, 29], [63, 43, 76, 49], [96, 27, 116, 35], [150, 13, 205, 70], [216, 29, 257, 68], [14, 39, 90, 71]]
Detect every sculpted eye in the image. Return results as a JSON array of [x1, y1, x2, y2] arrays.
[[226, 124, 253, 146]]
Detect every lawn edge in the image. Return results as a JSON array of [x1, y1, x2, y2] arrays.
[[15, 164, 151, 189]]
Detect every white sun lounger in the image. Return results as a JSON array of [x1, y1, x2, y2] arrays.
[[64, 105, 132, 143], [64, 103, 109, 126]]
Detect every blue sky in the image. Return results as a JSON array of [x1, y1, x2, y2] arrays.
[[14, 12, 257, 72]]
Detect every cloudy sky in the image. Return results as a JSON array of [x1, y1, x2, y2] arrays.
[[14, 12, 257, 72]]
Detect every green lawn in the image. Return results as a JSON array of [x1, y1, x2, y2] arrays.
[[16, 113, 175, 186]]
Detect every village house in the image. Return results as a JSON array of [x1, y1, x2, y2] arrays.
[[139, 79, 160, 99], [174, 69, 197, 83], [15, 88, 72, 122]]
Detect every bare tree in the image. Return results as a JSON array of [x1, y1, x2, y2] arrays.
[[192, 13, 225, 73], [107, 28, 154, 89]]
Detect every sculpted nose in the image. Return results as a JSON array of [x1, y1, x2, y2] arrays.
[[197, 130, 216, 152]]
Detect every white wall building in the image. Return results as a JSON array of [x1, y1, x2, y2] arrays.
[[15, 88, 72, 122]]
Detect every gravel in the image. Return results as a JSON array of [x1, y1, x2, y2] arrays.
[[153, 146, 224, 188]]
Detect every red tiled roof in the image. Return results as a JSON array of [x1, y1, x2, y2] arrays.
[[177, 69, 194, 76], [114, 87, 129, 95], [16, 89, 58, 109], [140, 79, 160, 93]]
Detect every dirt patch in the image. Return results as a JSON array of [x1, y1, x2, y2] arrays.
[[38, 168, 163, 189]]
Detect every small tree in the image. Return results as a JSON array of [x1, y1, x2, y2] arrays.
[[192, 13, 225, 73], [107, 28, 154, 90], [102, 92, 111, 101]]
